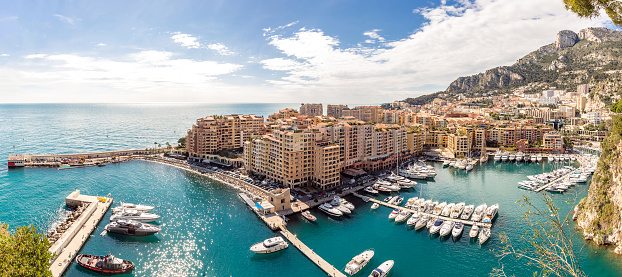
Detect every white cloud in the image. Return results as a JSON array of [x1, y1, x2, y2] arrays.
[[207, 43, 235, 55], [96, 43, 107, 47], [363, 29, 385, 42], [0, 54, 9, 57], [53, 14, 80, 26], [25, 54, 47, 59], [171, 32, 201, 49], [263, 21, 299, 36], [260, 0, 609, 102]]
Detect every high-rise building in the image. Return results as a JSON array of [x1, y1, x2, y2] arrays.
[[327, 104, 348, 118], [186, 114, 265, 158], [341, 106, 383, 123], [577, 84, 589, 95], [299, 103, 323, 116], [576, 95, 587, 111], [543, 133, 564, 153]]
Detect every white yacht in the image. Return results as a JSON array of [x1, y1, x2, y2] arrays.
[[482, 203, 499, 223], [415, 215, 429, 230], [450, 202, 465, 219], [469, 225, 480, 238], [110, 210, 160, 223], [439, 220, 455, 237], [452, 222, 464, 238], [501, 152, 509, 162], [388, 209, 400, 219], [471, 204, 487, 222], [478, 228, 491, 244], [371, 203, 380, 210], [531, 154, 537, 163], [465, 163, 474, 172], [368, 260, 394, 277], [441, 203, 455, 217], [117, 202, 154, 212], [443, 160, 451, 167], [509, 153, 516, 161], [330, 200, 352, 215], [433, 202, 446, 216], [537, 154, 543, 162], [426, 216, 437, 229], [460, 204, 475, 220], [319, 203, 342, 217], [250, 236, 288, 254], [429, 218, 444, 234], [494, 151, 502, 161], [334, 196, 355, 210], [394, 210, 411, 223], [345, 249, 374, 276], [516, 152, 524, 162], [406, 212, 420, 226], [104, 219, 160, 236]]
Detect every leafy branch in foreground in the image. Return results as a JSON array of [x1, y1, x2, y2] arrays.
[[492, 194, 585, 277], [0, 222, 53, 277]]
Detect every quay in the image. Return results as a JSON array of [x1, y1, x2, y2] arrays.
[[48, 190, 113, 277], [353, 193, 493, 228], [279, 225, 346, 277]]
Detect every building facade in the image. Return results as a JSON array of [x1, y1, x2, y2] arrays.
[[187, 114, 265, 158], [299, 103, 323, 116]]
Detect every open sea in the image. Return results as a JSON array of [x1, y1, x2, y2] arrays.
[[1, 103, 621, 277]]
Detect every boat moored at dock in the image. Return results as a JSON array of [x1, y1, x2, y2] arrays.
[[104, 219, 160, 236], [76, 253, 135, 275], [368, 260, 394, 277], [250, 236, 289, 254], [344, 249, 374, 275]]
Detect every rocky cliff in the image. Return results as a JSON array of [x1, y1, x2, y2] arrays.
[[575, 115, 622, 253]]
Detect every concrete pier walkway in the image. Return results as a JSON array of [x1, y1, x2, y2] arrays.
[[353, 193, 493, 228], [49, 191, 113, 277], [279, 226, 346, 277]]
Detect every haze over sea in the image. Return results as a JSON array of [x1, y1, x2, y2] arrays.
[[1, 103, 622, 276]]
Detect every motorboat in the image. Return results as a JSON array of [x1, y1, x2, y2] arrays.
[[301, 210, 317, 222], [450, 202, 465, 219], [531, 155, 537, 163], [250, 236, 289, 254], [394, 210, 411, 224], [471, 203, 487, 222], [524, 154, 531, 163], [482, 203, 499, 223], [441, 203, 455, 217], [319, 203, 343, 217], [335, 196, 355, 210], [469, 225, 480, 238], [406, 212, 420, 226], [330, 199, 352, 215], [398, 180, 417, 189], [415, 215, 429, 230], [501, 152, 509, 162], [452, 222, 464, 238], [509, 153, 516, 161], [371, 203, 380, 210], [426, 216, 437, 229], [76, 253, 135, 275], [345, 249, 374, 276], [443, 160, 451, 167], [516, 152, 524, 162], [388, 209, 400, 219], [465, 163, 473, 171], [439, 220, 455, 237], [364, 187, 379, 195], [393, 196, 404, 206], [374, 183, 392, 193], [449, 160, 456, 167], [537, 154, 543, 162], [478, 228, 491, 244], [110, 209, 160, 223], [117, 202, 154, 212], [404, 197, 419, 209], [494, 151, 502, 161], [368, 260, 394, 277], [460, 204, 475, 220], [429, 218, 444, 234], [384, 196, 394, 202], [104, 219, 160, 236], [433, 202, 446, 216]]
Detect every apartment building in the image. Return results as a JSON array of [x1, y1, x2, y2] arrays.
[[300, 103, 323, 116], [341, 106, 383, 123], [447, 133, 472, 157], [268, 108, 300, 122], [407, 131, 424, 154], [543, 133, 564, 153], [327, 104, 348, 118], [187, 114, 265, 158]]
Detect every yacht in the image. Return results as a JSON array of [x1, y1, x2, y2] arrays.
[[449, 160, 456, 167], [429, 218, 444, 234], [394, 210, 411, 223], [478, 228, 491, 245], [415, 215, 429, 230], [516, 152, 524, 162], [433, 202, 446, 216], [465, 163, 474, 172], [117, 202, 154, 212], [548, 154, 555, 162], [469, 225, 480, 238], [398, 179, 417, 189], [250, 236, 288, 254], [388, 209, 400, 220], [426, 216, 437, 229], [371, 203, 380, 210], [452, 222, 464, 238], [531, 154, 537, 163], [460, 204, 475, 220], [443, 160, 451, 167], [450, 202, 465, 219], [441, 203, 455, 217], [110, 210, 160, 223], [537, 154, 543, 162], [335, 196, 355, 210], [482, 203, 499, 223], [330, 201, 352, 215], [363, 187, 379, 195], [458, 161, 467, 170], [501, 152, 509, 162], [368, 260, 394, 277], [471, 203, 487, 222], [406, 212, 420, 226], [439, 220, 455, 237], [344, 249, 374, 276], [301, 210, 317, 222], [524, 154, 531, 163], [404, 197, 419, 209], [104, 219, 160, 236], [319, 203, 343, 217], [494, 151, 502, 161], [509, 153, 516, 161]]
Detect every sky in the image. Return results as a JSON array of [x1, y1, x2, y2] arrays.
[[0, 0, 614, 104]]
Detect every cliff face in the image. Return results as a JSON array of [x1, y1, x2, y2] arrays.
[[575, 116, 622, 252]]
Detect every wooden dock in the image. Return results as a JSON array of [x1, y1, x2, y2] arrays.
[[534, 168, 580, 192], [353, 193, 493, 228], [279, 226, 346, 277]]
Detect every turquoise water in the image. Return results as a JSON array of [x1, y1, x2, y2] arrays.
[[1, 104, 621, 276]]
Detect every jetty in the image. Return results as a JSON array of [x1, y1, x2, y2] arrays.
[[534, 168, 580, 192], [279, 226, 346, 277], [353, 193, 493, 228], [48, 190, 113, 277]]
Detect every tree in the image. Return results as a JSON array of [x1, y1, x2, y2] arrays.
[[493, 194, 584, 277], [563, 0, 622, 27], [177, 137, 186, 148], [0, 223, 52, 276]]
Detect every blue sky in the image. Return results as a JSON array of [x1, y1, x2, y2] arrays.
[[0, 0, 611, 103]]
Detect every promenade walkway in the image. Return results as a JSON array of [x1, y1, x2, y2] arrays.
[[353, 193, 493, 228], [279, 226, 346, 277]]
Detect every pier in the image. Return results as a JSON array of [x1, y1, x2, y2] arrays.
[[353, 193, 493, 228], [279, 226, 346, 277], [48, 191, 113, 277]]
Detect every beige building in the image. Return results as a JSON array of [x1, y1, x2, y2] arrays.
[[327, 104, 348, 118], [187, 114, 265, 158], [300, 103, 323, 116], [341, 106, 383, 123], [447, 133, 471, 157], [543, 133, 564, 153], [407, 131, 424, 154]]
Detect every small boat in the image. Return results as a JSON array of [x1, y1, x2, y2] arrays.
[[110, 209, 160, 223], [441, 203, 455, 217], [452, 222, 464, 238], [478, 228, 491, 244], [482, 203, 499, 223], [368, 260, 394, 277], [439, 220, 455, 237], [319, 203, 342, 217], [433, 202, 446, 216], [494, 151, 501, 161], [460, 204, 475, 220], [450, 202, 465, 219], [301, 210, 317, 222], [394, 210, 411, 223], [415, 215, 429, 230], [501, 152, 509, 162], [104, 219, 160, 236], [531, 155, 537, 163], [76, 253, 135, 275], [537, 154, 543, 162], [250, 236, 288, 254], [516, 152, 524, 162], [406, 212, 420, 226], [371, 203, 380, 210], [344, 249, 374, 275], [364, 187, 379, 195], [469, 225, 480, 238], [471, 203, 487, 222], [426, 216, 437, 229], [388, 209, 400, 220], [509, 153, 516, 161], [383, 196, 394, 202], [118, 202, 155, 212], [443, 160, 451, 167], [429, 218, 444, 234]]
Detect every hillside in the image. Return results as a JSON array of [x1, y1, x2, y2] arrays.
[[404, 27, 622, 106]]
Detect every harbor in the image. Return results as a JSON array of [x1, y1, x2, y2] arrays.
[[279, 226, 347, 277]]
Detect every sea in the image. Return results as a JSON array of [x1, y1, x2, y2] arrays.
[[0, 103, 621, 277]]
